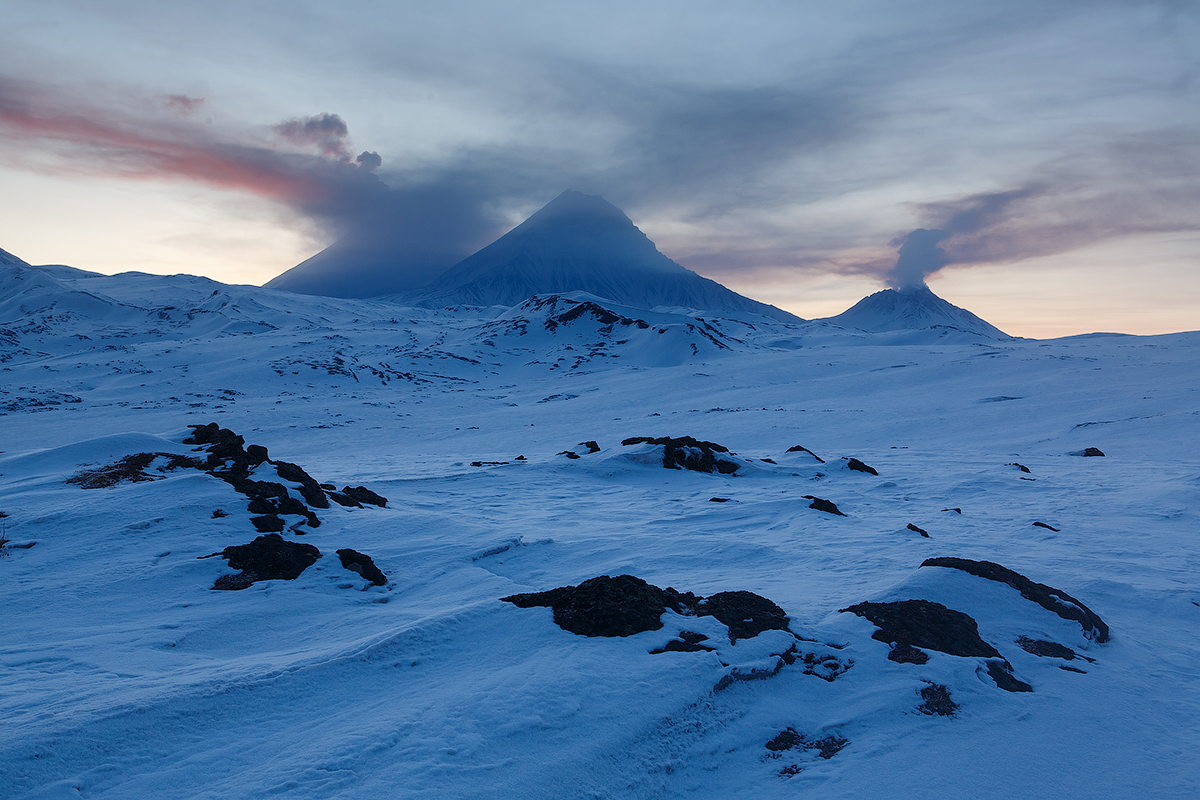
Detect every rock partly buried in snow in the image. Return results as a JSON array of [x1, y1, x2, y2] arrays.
[[907, 523, 930, 538], [1081, 447, 1105, 457], [785, 445, 825, 463], [502, 575, 692, 637], [803, 496, 845, 516], [845, 458, 878, 475], [917, 683, 958, 716], [502, 574, 790, 642], [920, 557, 1109, 642], [211, 533, 321, 590], [621, 436, 740, 474], [840, 599, 1001, 658], [650, 631, 714, 654], [1016, 636, 1092, 661], [341, 486, 388, 507], [66, 452, 203, 489], [336, 548, 388, 586]]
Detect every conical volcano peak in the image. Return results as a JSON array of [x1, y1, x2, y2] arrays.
[[524, 191, 632, 228], [821, 284, 1009, 339]]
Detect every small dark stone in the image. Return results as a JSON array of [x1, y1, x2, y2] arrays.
[[578, 441, 601, 454], [840, 599, 1000, 658], [803, 496, 845, 516], [650, 631, 714, 654], [985, 660, 1033, 692], [920, 557, 1109, 642], [889, 642, 929, 664], [342, 486, 388, 507], [1016, 636, 1077, 660], [709, 497, 731, 503], [319, 483, 336, 490], [273, 461, 329, 508], [1082, 447, 1105, 457], [246, 444, 269, 465], [212, 533, 320, 590], [846, 458, 878, 475], [786, 445, 825, 463], [1060, 665, 1087, 674], [558, 451, 581, 459], [766, 728, 804, 752], [328, 491, 363, 508], [1033, 521, 1060, 531], [766, 729, 847, 760], [1009, 462, 1031, 473], [212, 509, 228, 518], [760, 458, 777, 464], [917, 683, 958, 716], [250, 514, 285, 533], [942, 508, 962, 514], [336, 548, 388, 586], [907, 523, 930, 538], [515, 455, 526, 460], [503, 575, 683, 638]]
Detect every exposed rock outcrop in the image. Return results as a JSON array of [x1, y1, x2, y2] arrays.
[[210, 533, 320, 590], [621, 436, 740, 474]]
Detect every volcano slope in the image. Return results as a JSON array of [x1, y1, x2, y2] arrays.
[[1, 269, 1199, 799]]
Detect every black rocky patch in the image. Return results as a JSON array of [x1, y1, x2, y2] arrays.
[[766, 729, 848, 776], [786, 445, 825, 463], [889, 642, 929, 664], [341, 486, 388, 507], [273, 461, 330, 509], [212, 509, 228, 518], [1032, 521, 1060, 531], [503, 575, 695, 637], [760, 457, 776, 464], [578, 441, 601, 454], [985, 660, 1033, 692], [650, 631, 714, 654], [503, 575, 791, 645], [250, 514, 285, 533], [803, 496, 845, 516], [799, 650, 854, 681], [1015, 636, 1092, 661], [942, 507, 962, 514], [920, 557, 1109, 642], [846, 458, 878, 475], [917, 682, 958, 716], [67, 452, 204, 489], [1081, 447, 1105, 457], [709, 497, 731, 503], [840, 599, 1001, 658], [210, 533, 320, 590], [621, 436, 740, 474], [1009, 462, 1031, 473], [907, 523, 930, 538], [557, 451, 581, 460], [699, 591, 790, 643], [336, 548, 388, 586]]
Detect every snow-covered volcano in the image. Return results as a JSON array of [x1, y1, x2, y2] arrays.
[[406, 191, 799, 321], [822, 284, 1009, 339]]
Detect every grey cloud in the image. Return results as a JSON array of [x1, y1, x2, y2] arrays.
[[274, 112, 352, 159]]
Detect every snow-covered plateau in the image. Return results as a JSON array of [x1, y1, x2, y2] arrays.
[[2, 259, 1198, 799]]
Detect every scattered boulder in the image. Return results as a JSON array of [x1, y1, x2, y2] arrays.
[[1009, 462, 1031, 473], [786, 445, 825, 463], [846, 458, 878, 475], [211, 533, 320, 590], [1082, 447, 1105, 457], [578, 441, 601, 454], [942, 507, 962, 514], [557, 451, 581, 460], [985, 660, 1033, 692], [840, 599, 1001, 658], [803, 496, 845, 516], [250, 514, 285, 533], [698, 590, 790, 643], [336, 548, 388, 586], [650, 631, 714, 654], [709, 497, 730, 503], [273, 461, 329, 509], [503, 575, 790, 643], [622, 436, 740, 474], [920, 557, 1109, 642], [502, 574, 692, 637], [766, 728, 848, 777], [1015, 636, 1091, 661], [907, 523, 930, 538], [1032, 521, 1060, 531], [341, 486, 388, 507], [917, 683, 958, 716]]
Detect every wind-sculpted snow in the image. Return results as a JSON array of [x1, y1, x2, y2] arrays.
[[1, 263, 1199, 799]]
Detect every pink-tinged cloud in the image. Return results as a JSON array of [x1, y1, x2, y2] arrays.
[[0, 77, 383, 231]]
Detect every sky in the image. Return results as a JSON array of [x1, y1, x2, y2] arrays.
[[1, 0, 1197, 338]]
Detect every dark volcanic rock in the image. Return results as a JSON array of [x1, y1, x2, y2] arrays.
[[699, 591, 790, 643], [766, 729, 848, 759], [650, 631, 714, 654], [1016, 636, 1087, 661], [786, 445, 825, 463], [840, 599, 1001, 658], [917, 683, 958, 716], [803, 496, 845, 516], [66, 452, 204, 489], [907, 523, 930, 538], [846, 458, 878, 475], [502, 575, 692, 637], [212, 533, 320, 589], [709, 497, 730, 502], [1032, 521, 1060, 531], [920, 557, 1109, 642], [578, 441, 601, 454], [888, 642, 929, 664], [1082, 447, 1105, 457], [342, 486, 388, 507], [985, 660, 1033, 692], [336, 548, 388, 586], [250, 514, 285, 533], [274, 461, 329, 508], [621, 436, 740, 474], [558, 450, 581, 459], [1009, 462, 1031, 473]]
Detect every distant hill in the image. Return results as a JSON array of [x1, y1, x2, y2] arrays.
[[821, 285, 1009, 339]]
